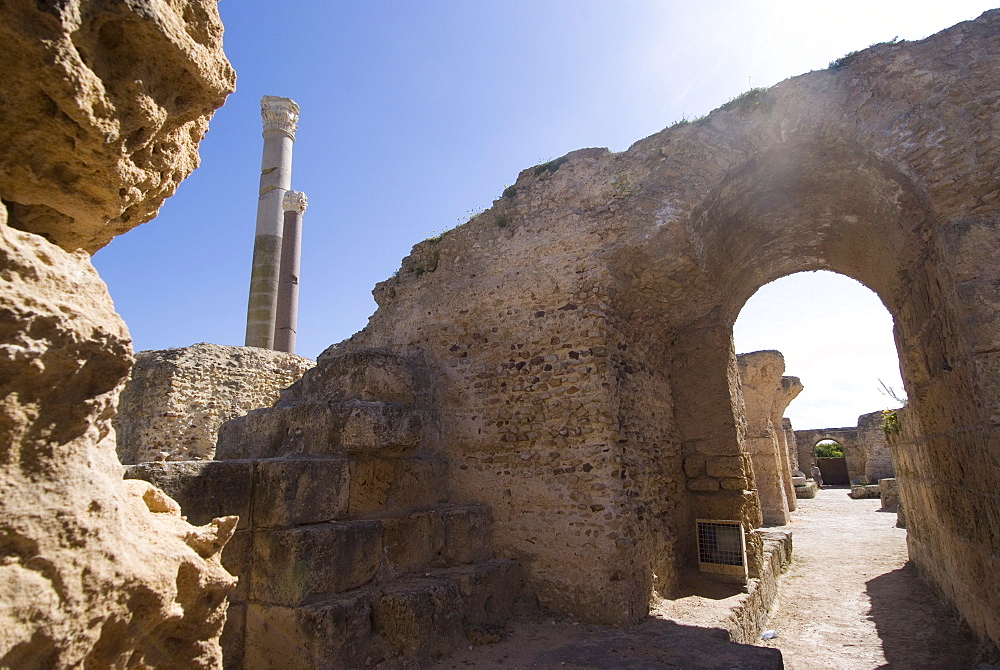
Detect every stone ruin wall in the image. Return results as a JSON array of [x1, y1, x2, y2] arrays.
[[856, 410, 895, 483], [795, 411, 896, 485], [781, 418, 800, 473], [1, 2, 999, 661], [115, 343, 315, 463], [316, 11, 1000, 645], [794, 426, 864, 482], [0, 1, 236, 666]]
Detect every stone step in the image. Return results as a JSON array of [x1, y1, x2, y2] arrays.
[[249, 505, 494, 607], [281, 348, 416, 405], [242, 559, 520, 670], [124, 453, 449, 530], [216, 399, 422, 460]]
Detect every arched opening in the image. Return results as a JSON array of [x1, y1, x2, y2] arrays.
[[812, 440, 849, 486], [630, 137, 930, 573], [813, 440, 844, 458]]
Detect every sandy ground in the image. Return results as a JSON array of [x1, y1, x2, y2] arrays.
[[758, 486, 979, 669], [432, 486, 983, 669]]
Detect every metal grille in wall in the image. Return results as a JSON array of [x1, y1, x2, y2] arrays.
[[696, 519, 748, 582]]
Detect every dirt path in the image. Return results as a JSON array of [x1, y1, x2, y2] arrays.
[[434, 486, 981, 668], [758, 486, 978, 669]]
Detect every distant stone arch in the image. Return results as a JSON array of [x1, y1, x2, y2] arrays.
[[270, 12, 1000, 648]]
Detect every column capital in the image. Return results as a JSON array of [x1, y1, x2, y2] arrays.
[[261, 95, 299, 138], [282, 190, 308, 214]]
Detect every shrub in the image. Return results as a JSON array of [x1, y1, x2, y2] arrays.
[[814, 440, 844, 458], [881, 409, 901, 436]]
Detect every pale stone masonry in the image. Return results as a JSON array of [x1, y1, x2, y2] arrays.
[[736, 351, 802, 525], [277, 13, 1000, 647], [115, 343, 314, 463], [795, 410, 895, 485], [4, 4, 1000, 665]]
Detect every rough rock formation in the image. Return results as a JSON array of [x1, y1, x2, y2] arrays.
[[115, 344, 315, 463], [0, 214, 237, 667], [278, 10, 1000, 647], [0, 0, 235, 253], [0, 1, 236, 666]]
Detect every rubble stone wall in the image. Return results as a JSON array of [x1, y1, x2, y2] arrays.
[[304, 11, 1000, 642], [856, 410, 896, 483], [0, 1, 236, 666], [794, 427, 863, 482], [115, 343, 314, 463]]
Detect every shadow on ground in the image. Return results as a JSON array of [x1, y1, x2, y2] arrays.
[[866, 561, 977, 669], [669, 569, 747, 601], [435, 616, 782, 669]]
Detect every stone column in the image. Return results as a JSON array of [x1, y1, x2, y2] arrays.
[[273, 190, 307, 354], [773, 377, 803, 512], [737, 351, 794, 526], [245, 95, 299, 349]]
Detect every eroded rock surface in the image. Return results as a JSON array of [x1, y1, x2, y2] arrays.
[[0, 0, 235, 666], [0, 0, 235, 253], [0, 214, 236, 667]]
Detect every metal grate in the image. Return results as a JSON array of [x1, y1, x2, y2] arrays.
[[696, 519, 747, 583], [697, 520, 745, 566]]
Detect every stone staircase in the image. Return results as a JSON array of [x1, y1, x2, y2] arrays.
[[126, 349, 520, 669]]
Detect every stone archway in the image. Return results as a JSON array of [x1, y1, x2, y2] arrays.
[[796, 428, 860, 481], [249, 11, 1000, 648]]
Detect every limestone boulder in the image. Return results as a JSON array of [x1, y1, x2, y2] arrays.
[[0, 0, 236, 665], [0, 213, 236, 667], [0, 0, 235, 253]]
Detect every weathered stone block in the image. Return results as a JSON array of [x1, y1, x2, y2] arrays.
[[381, 510, 447, 577], [880, 477, 900, 512], [706, 456, 743, 479], [372, 578, 464, 658], [115, 344, 314, 463], [331, 401, 422, 454], [440, 505, 494, 565], [720, 477, 745, 491], [244, 596, 372, 670], [216, 402, 335, 460], [849, 484, 881, 499], [795, 482, 818, 499], [221, 530, 252, 602], [221, 601, 245, 670], [250, 521, 382, 606], [124, 460, 254, 529], [293, 349, 415, 404], [683, 454, 706, 477], [439, 558, 522, 628], [687, 477, 721, 492], [252, 457, 350, 528], [349, 455, 449, 516]]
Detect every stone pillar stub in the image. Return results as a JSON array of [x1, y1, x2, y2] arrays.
[[245, 95, 299, 349], [274, 190, 307, 354]]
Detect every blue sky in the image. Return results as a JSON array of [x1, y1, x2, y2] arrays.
[[93, 1, 996, 429]]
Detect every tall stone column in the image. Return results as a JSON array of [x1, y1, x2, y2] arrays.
[[273, 190, 307, 353], [245, 95, 299, 349]]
